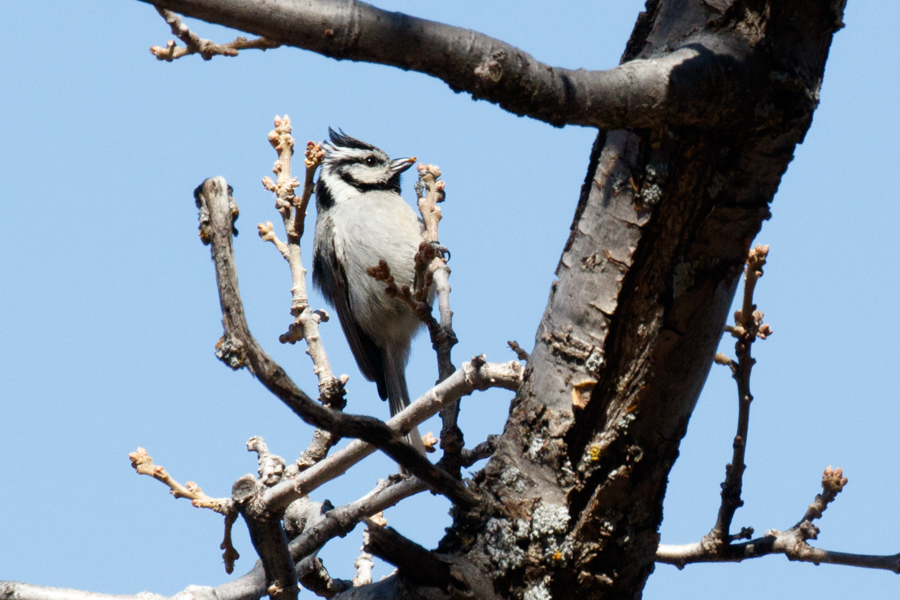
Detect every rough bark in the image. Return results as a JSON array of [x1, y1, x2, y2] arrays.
[[441, 2, 847, 599]]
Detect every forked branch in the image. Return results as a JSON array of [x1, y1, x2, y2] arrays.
[[657, 246, 899, 573], [658, 467, 900, 573], [150, 7, 279, 61]]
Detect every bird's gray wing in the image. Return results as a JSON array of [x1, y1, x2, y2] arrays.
[[312, 222, 389, 400]]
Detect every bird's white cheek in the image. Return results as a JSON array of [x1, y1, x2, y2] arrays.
[[322, 175, 358, 205]]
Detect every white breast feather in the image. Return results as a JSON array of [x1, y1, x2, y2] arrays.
[[331, 190, 425, 348]]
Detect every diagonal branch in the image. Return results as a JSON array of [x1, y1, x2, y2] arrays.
[[129, 447, 241, 572], [141, 0, 760, 129], [363, 523, 452, 588], [261, 356, 524, 513]]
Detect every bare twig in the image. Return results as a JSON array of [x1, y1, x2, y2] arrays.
[[150, 7, 279, 61], [128, 448, 240, 570], [706, 244, 771, 547], [412, 164, 466, 477], [129, 447, 233, 514], [221, 510, 241, 574], [259, 116, 345, 469], [460, 435, 499, 468], [414, 164, 456, 372], [293, 140, 324, 242], [353, 533, 376, 587], [366, 162, 463, 472], [654, 247, 900, 573], [247, 436, 287, 486]]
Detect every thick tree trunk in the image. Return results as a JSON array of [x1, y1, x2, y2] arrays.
[[435, 2, 846, 599]]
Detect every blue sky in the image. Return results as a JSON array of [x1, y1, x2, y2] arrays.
[[1, 2, 898, 598]]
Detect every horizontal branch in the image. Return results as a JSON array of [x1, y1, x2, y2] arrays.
[[142, 0, 757, 128], [657, 539, 900, 573], [0, 584, 169, 600]]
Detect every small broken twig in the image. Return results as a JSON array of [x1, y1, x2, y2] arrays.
[[507, 340, 530, 361]]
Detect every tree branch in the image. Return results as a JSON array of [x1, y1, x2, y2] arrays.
[[261, 357, 524, 513], [0, 478, 428, 600], [259, 115, 347, 470], [658, 467, 900, 573], [412, 165, 464, 475], [296, 557, 351, 598], [141, 0, 759, 129], [232, 474, 299, 600], [150, 6, 279, 61], [129, 447, 241, 571], [460, 435, 499, 468], [706, 244, 771, 546], [363, 523, 452, 589]]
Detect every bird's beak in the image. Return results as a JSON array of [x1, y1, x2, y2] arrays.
[[391, 157, 416, 174]]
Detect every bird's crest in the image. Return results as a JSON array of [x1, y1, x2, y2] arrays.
[[326, 128, 378, 152]]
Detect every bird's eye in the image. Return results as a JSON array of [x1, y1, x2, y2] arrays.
[[364, 156, 378, 167]]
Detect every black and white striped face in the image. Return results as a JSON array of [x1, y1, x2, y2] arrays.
[[317, 129, 415, 209]]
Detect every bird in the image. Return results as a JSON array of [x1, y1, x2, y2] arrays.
[[312, 128, 428, 457]]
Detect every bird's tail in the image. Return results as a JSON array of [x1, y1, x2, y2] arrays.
[[384, 350, 428, 457]]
